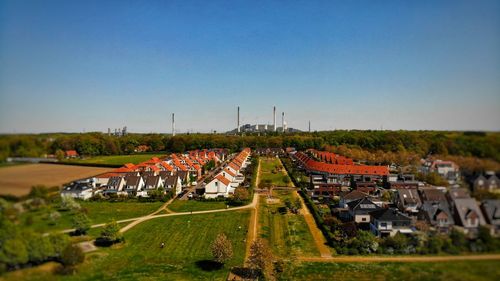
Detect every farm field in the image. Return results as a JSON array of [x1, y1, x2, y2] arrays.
[[259, 157, 293, 187], [19, 201, 164, 233], [0, 164, 112, 196], [3, 210, 251, 281], [281, 260, 500, 281], [258, 189, 319, 258], [167, 199, 228, 212], [66, 154, 166, 166]]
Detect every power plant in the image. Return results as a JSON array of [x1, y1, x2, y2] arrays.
[[231, 106, 300, 134]]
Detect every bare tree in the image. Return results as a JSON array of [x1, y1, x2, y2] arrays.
[[211, 233, 233, 265], [248, 238, 273, 278]]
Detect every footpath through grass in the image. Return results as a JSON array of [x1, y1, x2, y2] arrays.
[[167, 199, 228, 212], [5, 210, 251, 281], [20, 201, 163, 232], [258, 189, 319, 258], [281, 260, 500, 281]]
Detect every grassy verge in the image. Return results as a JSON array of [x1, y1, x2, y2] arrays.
[[167, 199, 228, 212], [258, 189, 319, 258], [20, 201, 163, 232], [281, 260, 500, 281], [260, 157, 292, 187]]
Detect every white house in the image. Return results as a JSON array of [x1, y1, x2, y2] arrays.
[[164, 175, 183, 195], [204, 175, 232, 198], [123, 175, 145, 196]]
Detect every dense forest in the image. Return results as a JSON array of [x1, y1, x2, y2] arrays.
[[1, 131, 499, 169]]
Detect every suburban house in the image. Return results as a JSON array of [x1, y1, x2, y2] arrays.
[[471, 173, 499, 193], [204, 174, 232, 198], [480, 200, 500, 235], [346, 197, 381, 224], [419, 187, 454, 233], [369, 208, 414, 237], [103, 176, 126, 195], [123, 175, 145, 195], [164, 175, 183, 195], [61, 180, 95, 200], [143, 175, 163, 191], [65, 150, 79, 159], [421, 159, 460, 186], [395, 189, 421, 214], [452, 198, 486, 234]]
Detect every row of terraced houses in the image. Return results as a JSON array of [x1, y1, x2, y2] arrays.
[[61, 149, 228, 200]]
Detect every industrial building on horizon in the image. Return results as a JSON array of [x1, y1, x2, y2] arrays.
[[228, 106, 302, 134]]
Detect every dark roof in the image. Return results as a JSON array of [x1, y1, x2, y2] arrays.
[[420, 188, 446, 202], [62, 182, 93, 193], [144, 175, 160, 188], [420, 201, 454, 225], [347, 197, 380, 212], [342, 190, 369, 201], [164, 175, 179, 186], [159, 171, 172, 180], [176, 171, 188, 181], [125, 176, 141, 188], [107, 176, 123, 189], [481, 200, 500, 225], [370, 208, 411, 222]]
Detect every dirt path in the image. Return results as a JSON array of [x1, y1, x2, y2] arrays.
[[299, 254, 500, 263], [277, 157, 332, 258], [244, 158, 261, 263]]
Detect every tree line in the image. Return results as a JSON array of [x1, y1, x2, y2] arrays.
[[1, 130, 499, 164]]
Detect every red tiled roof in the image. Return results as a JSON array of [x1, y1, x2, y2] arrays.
[[215, 174, 231, 186]]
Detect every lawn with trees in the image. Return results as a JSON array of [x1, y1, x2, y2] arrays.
[[11, 210, 249, 281], [167, 200, 228, 213], [259, 157, 293, 188]]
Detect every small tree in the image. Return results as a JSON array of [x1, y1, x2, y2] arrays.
[[98, 220, 123, 245], [55, 149, 65, 161], [248, 239, 273, 278], [284, 198, 292, 211], [60, 196, 81, 211], [210, 233, 233, 265], [61, 244, 84, 267], [232, 187, 249, 202], [72, 212, 91, 235], [283, 176, 291, 185], [293, 198, 302, 213]]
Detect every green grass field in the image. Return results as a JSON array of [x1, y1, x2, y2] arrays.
[[20, 201, 163, 232], [67, 154, 166, 166], [258, 190, 319, 258], [167, 199, 228, 212], [280, 260, 500, 281], [4, 210, 251, 281], [259, 157, 292, 187]]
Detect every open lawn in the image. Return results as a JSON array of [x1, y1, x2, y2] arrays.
[[19, 201, 163, 233], [0, 164, 112, 196], [258, 190, 319, 258], [4, 211, 251, 281], [281, 260, 500, 281], [68, 154, 166, 166], [259, 157, 292, 187], [167, 199, 228, 212]]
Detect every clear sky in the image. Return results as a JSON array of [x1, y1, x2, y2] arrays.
[[0, 0, 499, 133]]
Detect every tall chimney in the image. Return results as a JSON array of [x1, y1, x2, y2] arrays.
[[172, 113, 175, 136], [237, 106, 240, 134], [282, 112, 285, 133], [309, 120, 311, 133], [273, 106, 276, 131]]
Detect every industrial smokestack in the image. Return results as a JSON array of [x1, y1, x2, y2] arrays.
[[273, 106, 276, 131], [237, 106, 240, 134], [172, 113, 175, 136], [282, 112, 285, 133], [309, 120, 311, 133]]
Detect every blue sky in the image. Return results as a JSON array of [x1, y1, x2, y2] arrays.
[[1, 0, 499, 133]]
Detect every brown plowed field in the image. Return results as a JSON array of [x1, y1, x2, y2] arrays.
[[0, 164, 111, 196]]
